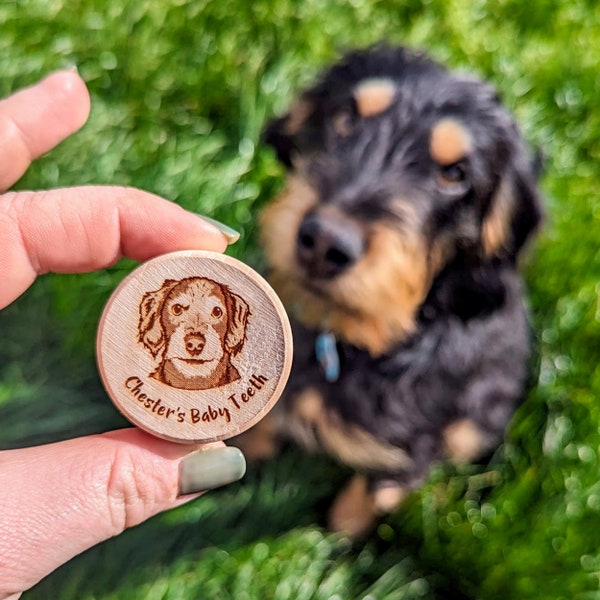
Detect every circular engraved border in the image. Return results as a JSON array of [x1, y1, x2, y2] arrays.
[[96, 250, 293, 443]]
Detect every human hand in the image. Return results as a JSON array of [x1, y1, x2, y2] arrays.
[[0, 71, 246, 599]]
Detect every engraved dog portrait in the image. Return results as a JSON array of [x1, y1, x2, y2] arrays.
[[137, 277, 251, 390]]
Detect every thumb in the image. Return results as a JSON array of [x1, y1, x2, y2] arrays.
[[0, 429, 245, 598]]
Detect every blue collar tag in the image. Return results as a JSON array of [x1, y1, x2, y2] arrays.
[[315, 332, 340, 383]]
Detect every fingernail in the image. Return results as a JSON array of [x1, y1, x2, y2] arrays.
[[198, 215, 241, 245], [179, 446, 246, 495]]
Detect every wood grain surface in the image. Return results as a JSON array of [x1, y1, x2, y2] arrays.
[[97, 251, 293, 443]]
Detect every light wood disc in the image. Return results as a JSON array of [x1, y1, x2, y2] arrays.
[[97, 250, 293, 443]]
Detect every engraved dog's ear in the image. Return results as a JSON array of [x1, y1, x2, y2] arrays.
[[223, 289, 250, 355], [138, 279, 179, 358], [481, 146, 543, 261]]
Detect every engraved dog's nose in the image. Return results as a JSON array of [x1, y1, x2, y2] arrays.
[[297, 212, 365, 279], [184, 332, 206, 356]]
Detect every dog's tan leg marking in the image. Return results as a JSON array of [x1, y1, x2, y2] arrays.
[[443, 418, 489, 463], [294, 387, 325, 422], [233, 415, 280, 462], [283, 388, 326, 451], [328, 474, 378, 538], [429, 118, 472, 166], [290, 389, 413, 472], [353, 78, 396, 117]]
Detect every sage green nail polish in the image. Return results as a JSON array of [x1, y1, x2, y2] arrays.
[[179, 447, 246, 495], [199, 215, 241, 245]]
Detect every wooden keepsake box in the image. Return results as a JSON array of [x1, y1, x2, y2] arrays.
[[97, 250, 293, 444]]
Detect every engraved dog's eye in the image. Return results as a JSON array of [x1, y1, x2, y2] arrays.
[[171, 303, 186, 316], [211, 306, 224, 318]]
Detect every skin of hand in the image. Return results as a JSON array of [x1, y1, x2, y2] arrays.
[[0, 71, 246, 599]]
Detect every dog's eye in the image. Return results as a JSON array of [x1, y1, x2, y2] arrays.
[[437, 161, 470, 194], [439, 162, 466, 183], [211, 306, 223, 318], [171, 303, 186, 316]]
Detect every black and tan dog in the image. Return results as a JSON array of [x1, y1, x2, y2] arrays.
[[245, 45, 542, 537]]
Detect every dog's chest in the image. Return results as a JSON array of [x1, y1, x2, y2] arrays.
[[282, 320, 453, 443], [278, 267, 531, 474]]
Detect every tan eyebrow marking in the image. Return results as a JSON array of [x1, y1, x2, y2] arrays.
[[353, 78, 397, 117], [429, 118, 473, 165]]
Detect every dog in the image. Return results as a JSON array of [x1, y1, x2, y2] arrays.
[[240, 44, 542, 538], [138, 277, 250, 390]]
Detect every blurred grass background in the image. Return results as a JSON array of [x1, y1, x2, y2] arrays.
[[1, 0, 599, 598]]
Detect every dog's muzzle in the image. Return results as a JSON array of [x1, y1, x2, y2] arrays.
[[184, 331, 206, 357], [296, 211, 365, 279]]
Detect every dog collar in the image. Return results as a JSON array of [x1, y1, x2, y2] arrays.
[[315, 331, 340, 383]]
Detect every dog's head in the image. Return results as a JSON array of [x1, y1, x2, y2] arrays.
[[261, 45, 542, 355], [138, 277, 250, 389]]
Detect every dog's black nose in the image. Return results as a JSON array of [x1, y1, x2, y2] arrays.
[[184, 332, 206, 356], [297, 212, 365, 279]]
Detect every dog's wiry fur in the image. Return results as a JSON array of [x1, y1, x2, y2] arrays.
[[245, 45, 542, 537]]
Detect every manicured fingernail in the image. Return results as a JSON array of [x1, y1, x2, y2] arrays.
[[199, 215, 241, 245], [179, 446, 246, 495]]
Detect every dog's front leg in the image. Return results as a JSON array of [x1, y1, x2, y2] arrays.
[[231, 413, 282, 462]]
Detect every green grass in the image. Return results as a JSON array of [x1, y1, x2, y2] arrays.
[[1, 1, 600, 598]]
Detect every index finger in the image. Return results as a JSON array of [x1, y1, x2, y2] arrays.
[[0, 186, 230, 309], [0, 70, 91, 190]]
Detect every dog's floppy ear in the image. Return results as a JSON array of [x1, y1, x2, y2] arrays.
[[262, 96, 316, 168], [481, 149, 543, 261], [223, 288, 250, 355], [138, 279, 179, 358]]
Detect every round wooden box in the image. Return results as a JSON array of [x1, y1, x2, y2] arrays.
[[97, 250, 293, 443]]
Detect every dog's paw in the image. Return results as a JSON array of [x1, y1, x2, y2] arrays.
[[373, 482, 408, 515], [443, 418, 491, 463]]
